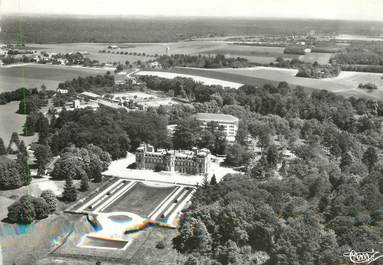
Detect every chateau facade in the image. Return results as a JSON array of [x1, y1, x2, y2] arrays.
[[135, 144, 210, 175]]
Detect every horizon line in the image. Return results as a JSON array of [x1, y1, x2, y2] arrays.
[[2, 13, 383, 23]]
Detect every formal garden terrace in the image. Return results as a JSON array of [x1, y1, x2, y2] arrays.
[[66, 178, 193, 223], [55, 176, 194, 261]]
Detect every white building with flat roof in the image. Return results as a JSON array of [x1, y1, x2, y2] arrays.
[[79, 91, 101, 100], [195, 113, 239, 142]]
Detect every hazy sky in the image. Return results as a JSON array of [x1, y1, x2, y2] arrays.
[[2, 0, 383, 21]]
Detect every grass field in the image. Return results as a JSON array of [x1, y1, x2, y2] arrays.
[[102, 182, 177, 217], [167, 67, 383, 99], [299, 52, 333, 64], [0, 101, 37, 147], [157, 67, 297, 89], [200, 45, 289, 61], [0, 64, 109, 92], [137, 70, 244, 89]]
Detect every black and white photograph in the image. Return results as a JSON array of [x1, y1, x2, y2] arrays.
[[0, 0, 383, 264]]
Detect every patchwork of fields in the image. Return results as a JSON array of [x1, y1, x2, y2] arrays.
[[28, 41, 333, 65]]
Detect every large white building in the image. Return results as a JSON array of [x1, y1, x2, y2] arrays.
[[195, 113, 239, 142]]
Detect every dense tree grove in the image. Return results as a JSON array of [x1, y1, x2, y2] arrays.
[[296, 62, 341, 78], [23, 111, 49, 138], [174, 166, 383, 265], [51, 144, 111, 181], [157, 54, 251, 68], [172, 118, 227, 155], [50, 108, 130, 159], [0, 138, 31, 190], [0, 87, 38, 105], [49, 107, 170, 159], [57, 73, 114, 94], [358, 82, 378, 91], [159, 77, 383, 265], [334, 43, 383, 66], [7, 192, 55, 224], [18, 94, 47, 114], [332, 42, 383, 73], [283, 46, 306, 55]]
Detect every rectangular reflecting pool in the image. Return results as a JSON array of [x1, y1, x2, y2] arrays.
[[78, 236, 129, 250]]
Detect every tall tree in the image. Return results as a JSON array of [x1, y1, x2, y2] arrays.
[[210, 174, 217, 185], [40, 190, 57, 213], [23, 114, 36, 136], [62, 176, 77, 202], [266, 145, 279, 169], [37, 117, 50, 144], [362, 147, 378, 172], [80, 173, 90, 191], [17, 141, 31, 185], [0, 156, 23, 189], [0, 137, 6, 155], [7, 132, 20, 154], [34, 144, 52, 175]]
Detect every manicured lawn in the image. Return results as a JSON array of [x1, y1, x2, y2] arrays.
[[103, 182, 176, 217]]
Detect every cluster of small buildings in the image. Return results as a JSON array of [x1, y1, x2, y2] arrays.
[[57, 89, 178, 112]]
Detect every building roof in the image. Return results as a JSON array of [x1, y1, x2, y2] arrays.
[[195, 113, 239, 123], [80, 91, 101, 98]]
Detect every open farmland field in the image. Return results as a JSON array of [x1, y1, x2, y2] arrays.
[[200, 45, 291, 63], [102, 182, 177, 217], [28, 41, 303, 65], [136, 70, 244, 89], [0, 64, 109, 92], [149, 67, 298, 90], [26, 41, 334, 65], [174, 67, 383, 99], [299, 52, 333, 64]]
